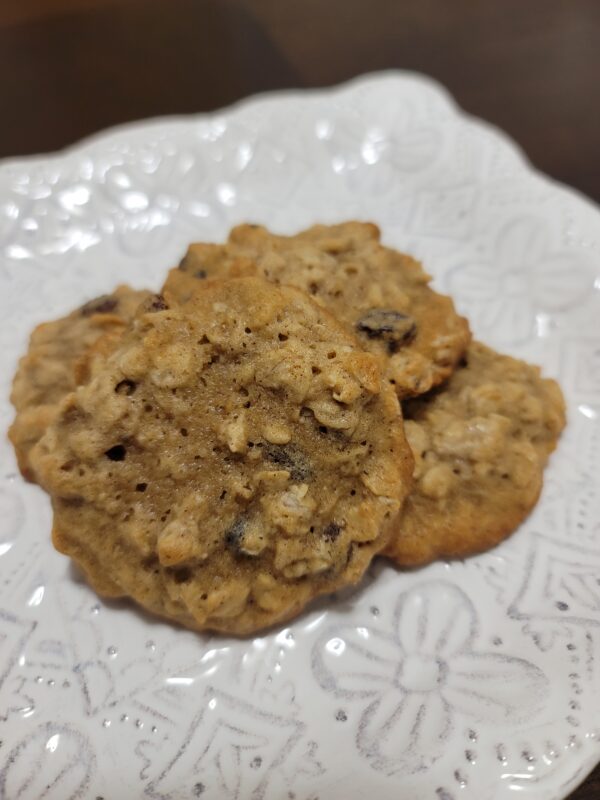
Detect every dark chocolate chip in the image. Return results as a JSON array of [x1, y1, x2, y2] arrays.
[[323, 522, 342, 541], [225, 517, 246, 553], [135, 482, 147, 492], [115, 379, 137, 396], [80, 295, 118, 316], [263, 443, 311, 481], [356, 309, 417, 353], [147, 294, 169, 311], [105, 444, 126, 461]]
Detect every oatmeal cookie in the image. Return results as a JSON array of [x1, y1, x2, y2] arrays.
[[33, 277, 413, 634], [9, 286, 150, 481], [164, 222, 471, 397], [383, 342, 566, 566]]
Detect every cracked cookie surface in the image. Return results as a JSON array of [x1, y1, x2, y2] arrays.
[[33, 277, 413, 634], [9, 285, 150, 481], [164, 222, 471, 398], [383, 342, 566, 566]]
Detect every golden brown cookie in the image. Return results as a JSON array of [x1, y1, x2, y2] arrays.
[[164, 222, 471, 398], [33, 277, 413, 634], [9, 286, 151, 481], [383, 342, 566, 566]]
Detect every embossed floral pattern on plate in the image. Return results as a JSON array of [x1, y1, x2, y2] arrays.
[[0, 72, 599, 800]]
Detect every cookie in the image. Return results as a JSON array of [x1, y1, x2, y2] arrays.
[[383, 342, 566, 566], [33, 277, 413, 634], [9, 286, 150, 481], [164, 222, 471, 397]]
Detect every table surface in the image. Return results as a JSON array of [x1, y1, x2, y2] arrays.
[[1, 1, 599, 797]]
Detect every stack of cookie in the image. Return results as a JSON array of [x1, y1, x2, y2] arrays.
[[9, 223, 565, 634]]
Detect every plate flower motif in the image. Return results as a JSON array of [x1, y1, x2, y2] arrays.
[[447, 217, 592, 344], [313, 582, 548, 775]]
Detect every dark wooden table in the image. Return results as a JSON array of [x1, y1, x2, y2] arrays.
[[1, 0, 600, 204], [1, 1, 599, 796]]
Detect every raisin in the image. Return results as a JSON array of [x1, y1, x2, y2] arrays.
[[105, 444, 126, 461], [115, 379, 137, 395], [80, 295, 118, 316], [147, 294, 168, 311], [323, 522, 342, 541], [225, 517, 246, 553], [356, 309, 417, 353], [168, 567, 192, 583], [263, 443, 311, 481], [178, 252, 207, 279]]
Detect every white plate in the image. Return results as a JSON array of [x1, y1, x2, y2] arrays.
[[1, 72, 599, 800]]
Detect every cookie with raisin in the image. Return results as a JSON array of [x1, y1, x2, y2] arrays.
[[383, 342, 565, 566], [33, 277, 413, 634], [164, 222, 471, 397], [9, 286, 150, 480]]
